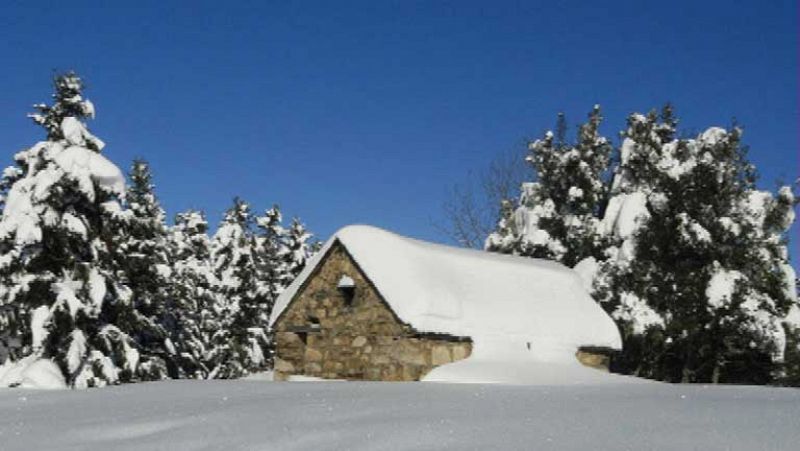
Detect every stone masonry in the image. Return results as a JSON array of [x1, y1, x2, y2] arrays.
[[273, 242, 472, 381], [575, 348, 612, 370]]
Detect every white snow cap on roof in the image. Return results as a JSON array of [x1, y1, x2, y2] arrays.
[[272, 225, 622, 361]]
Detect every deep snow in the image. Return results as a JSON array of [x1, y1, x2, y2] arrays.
[[1, 379, 798, 450]]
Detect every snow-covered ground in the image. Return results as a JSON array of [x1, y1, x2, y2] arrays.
[[1, 378, 798, 450]]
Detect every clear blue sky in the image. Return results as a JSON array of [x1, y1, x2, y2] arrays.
[[0, 1, 797, 262]]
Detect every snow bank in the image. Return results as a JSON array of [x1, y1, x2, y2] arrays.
[[1, 380, 798, 450], [244, 371, 342, 382], [272, 225, 621, 383], [423, 339, 640, 385], [423, 359, 634, 385], [0, 356, 66, 390]]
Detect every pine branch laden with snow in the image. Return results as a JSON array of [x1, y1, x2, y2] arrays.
[[485, 106, 611, 268], [0, 72, 140, 388], [489, 104, 800, 384], [284, 217, 314, 279]]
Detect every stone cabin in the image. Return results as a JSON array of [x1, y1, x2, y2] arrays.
[[270, 225, 621, 382]]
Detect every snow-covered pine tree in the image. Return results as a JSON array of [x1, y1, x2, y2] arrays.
[[167, 210, 223, 379], [594, 108, 799, 383], [113, 159, 173, 379], [486, 106, 612, 267], [0, 72, 140, 387], [252, 205, 289, 369], [254, 206, 317, 309], [487, 105, 798, 384], [255, 205, 289, 296], [283, 217, 315, 279], [210, 198, 271, 377], [781, 277, 800, 385]]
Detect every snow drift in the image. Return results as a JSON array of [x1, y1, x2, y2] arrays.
[[1, 379, 798, 450]]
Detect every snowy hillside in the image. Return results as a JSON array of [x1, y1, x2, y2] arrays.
[[1, 379, 798, 450]]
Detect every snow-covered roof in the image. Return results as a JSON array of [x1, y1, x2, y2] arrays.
[[271, 225, 621, 358]]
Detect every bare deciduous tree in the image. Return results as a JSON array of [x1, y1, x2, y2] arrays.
[[435, 145, 529, 248]]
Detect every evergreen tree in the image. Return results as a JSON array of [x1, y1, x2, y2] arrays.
[[167, 210, 223, 379], [113, 159, 173, 379], [592, 109, 798, 383], [283, 217, 315, 279], [486, 106, 612, 267], [0, 72, 140, 387], [254, 207, 316, 311], [489, 105, 799, 384], [255, 205, 289, 296], [780, 278, 800, 385], [210, 198, 270, 377]]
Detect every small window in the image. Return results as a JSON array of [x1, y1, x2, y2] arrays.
[[337, 275, 356, 306]]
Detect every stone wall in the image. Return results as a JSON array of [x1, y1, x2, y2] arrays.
[[273, 242, 472, 381], [575, 348, 612, 370]]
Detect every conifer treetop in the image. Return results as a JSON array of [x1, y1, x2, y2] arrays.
[[29, 72, 99, 149], [127, 159, 165, 223]]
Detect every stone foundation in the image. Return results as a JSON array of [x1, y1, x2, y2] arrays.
[[274, 332, 471, 381], [575, 348, 612, 370]]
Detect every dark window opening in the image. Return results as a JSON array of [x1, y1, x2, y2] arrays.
[[340, 287, 355, 306], [297, 332, 308, 345], [337, 275, 356, 307]]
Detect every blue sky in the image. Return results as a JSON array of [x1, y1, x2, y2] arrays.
[[0, 1, 797, 262]]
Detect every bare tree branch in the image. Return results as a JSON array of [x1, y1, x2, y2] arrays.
[[434, 145, 529, 248]]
